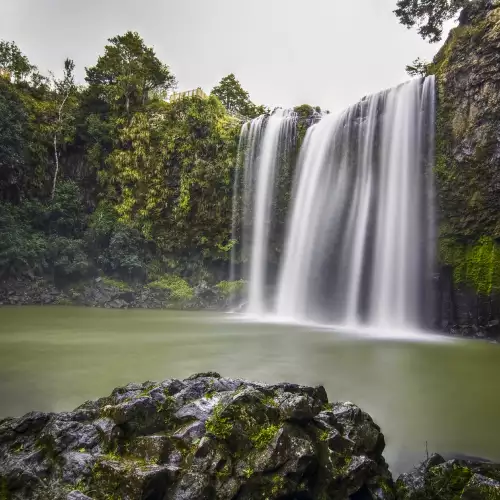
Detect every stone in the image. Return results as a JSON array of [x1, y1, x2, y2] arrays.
[[461, 473, 500, 499], [0, 374, 396, 499], [67, 492, 93, 500], [396, 456, 500, 499]]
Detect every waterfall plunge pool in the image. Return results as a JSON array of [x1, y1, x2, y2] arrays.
[[1, 306, 499, 475]]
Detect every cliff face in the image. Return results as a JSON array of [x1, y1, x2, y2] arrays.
[[430, 0, 500, 336]]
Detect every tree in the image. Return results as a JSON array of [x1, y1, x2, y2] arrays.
[[51, 58, 77, 199], [405, 57, 430, 77], [85, 31, 176, 114], [394, 0, 469, 42], [0, 80, 27, 201], [0, 41, 35, 82], [211, 74, 264, 118]]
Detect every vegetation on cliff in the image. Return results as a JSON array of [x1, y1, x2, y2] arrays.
[[426, 1, 500, 326], [0, 32, 266, 292], [395, 0, 471, 42]]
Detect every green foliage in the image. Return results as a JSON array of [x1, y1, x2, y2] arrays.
[[394, 0, 469, 42], [0, 40, 35, 82], [250, 424, 279, 450], [85, 31, 175, 114], [0, 202, 48, 277], [100, 226, 149, 280], [148, 275, 194, 301], [50, 58, 78, 199], [46, 236, 90, 281], [405, 57, 430, 77], [46, 181, 87, 237], [205, 402, 233, 439], [211, 73, 265, 118], [215, 279, 245, 297], [440, 237, 500, 296], [101, 277, 132, 292], [0, 80, 28, 202], [426, 464, 472, 499], [0, 31, 250, 290]]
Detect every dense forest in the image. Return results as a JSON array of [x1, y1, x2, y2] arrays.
[[0, 33, 278, 296]]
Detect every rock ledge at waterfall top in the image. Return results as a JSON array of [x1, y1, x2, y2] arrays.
[[2, 374, 500, 500]]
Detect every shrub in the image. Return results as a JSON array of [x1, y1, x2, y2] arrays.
[[101, 277, 132, 292], [97, 223, 149, 281], [215, 279, 246, 298], [0, 203, 48, 277], [46, 236, 90, 283], [148, 275, 194, 301]]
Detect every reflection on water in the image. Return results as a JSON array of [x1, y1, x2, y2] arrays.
[[0, 306, 499, 475]]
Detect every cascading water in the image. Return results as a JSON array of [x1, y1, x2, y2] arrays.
[[232, 110, 297, 314], [233, 76, 436, 330]]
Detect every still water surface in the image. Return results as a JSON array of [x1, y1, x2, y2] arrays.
[[1, 306, 499, 475]]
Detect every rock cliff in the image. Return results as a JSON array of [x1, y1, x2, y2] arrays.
[[431, 0, 500, 338]]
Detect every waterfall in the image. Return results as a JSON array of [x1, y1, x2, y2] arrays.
[[234, 76, 436, 330]]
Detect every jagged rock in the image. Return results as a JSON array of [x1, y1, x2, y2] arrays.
[[396, 455, 500, 499], [0, 374, 395, 499], [67, 492, 93, 500]]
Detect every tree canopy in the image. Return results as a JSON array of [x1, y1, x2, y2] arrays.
[[394, 0, 469, 42], [0, 33, 244, 286], [211, 73, 265, 119], [85, 31, 176, 113], [0, 40, 35, 82]]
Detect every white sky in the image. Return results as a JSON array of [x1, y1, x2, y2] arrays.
[[1, 0, 454, 114]]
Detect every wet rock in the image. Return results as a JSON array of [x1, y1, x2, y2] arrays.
[[396, 455, 500, 499], [67, 492, 93, 500], [0, 374, 396, 499], [461, 474, 500, 499]]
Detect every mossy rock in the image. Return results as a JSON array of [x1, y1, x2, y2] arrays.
[[0, 374, 395, 499]]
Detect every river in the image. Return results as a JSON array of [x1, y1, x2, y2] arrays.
[[1, 306, 499, 475]]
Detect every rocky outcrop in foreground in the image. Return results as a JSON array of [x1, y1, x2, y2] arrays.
[[397, 452, 500, 499], [1, 374, 499, 499], [0, 373, 393, 499]]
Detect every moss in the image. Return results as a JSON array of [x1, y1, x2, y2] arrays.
[[0, 478, 8, 500], [318, 430, 329, 442], [101, 277, 132, 292], [103, 450, 121, 462], [243, 466, 254, 479], [148, 275, 194, 301], [379, 478, 394, 496], [205, 401, 233, 439], [261, 394, 278, 408], [215, 279, 245, 298], [439, 237, 500, 295], [159, 389, 176, 414], [270, 474, 286, 495], [11, 443, 23, 454], [426, 464, 472, 499], [54, 297, 73, 306], [250, 424, 279, 450], [430, 6, 500, 304], [215, 462, 231, 480]]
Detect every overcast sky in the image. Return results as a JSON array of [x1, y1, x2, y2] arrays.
[[1, 0, 453, 114]]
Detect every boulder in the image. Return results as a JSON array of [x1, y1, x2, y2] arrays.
[[0, 374, 394, 499], [396, 455, 500, 499]]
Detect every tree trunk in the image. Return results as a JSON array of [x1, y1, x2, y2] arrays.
[[51, 92, 69, 199], [51, 133, 59, 200]]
